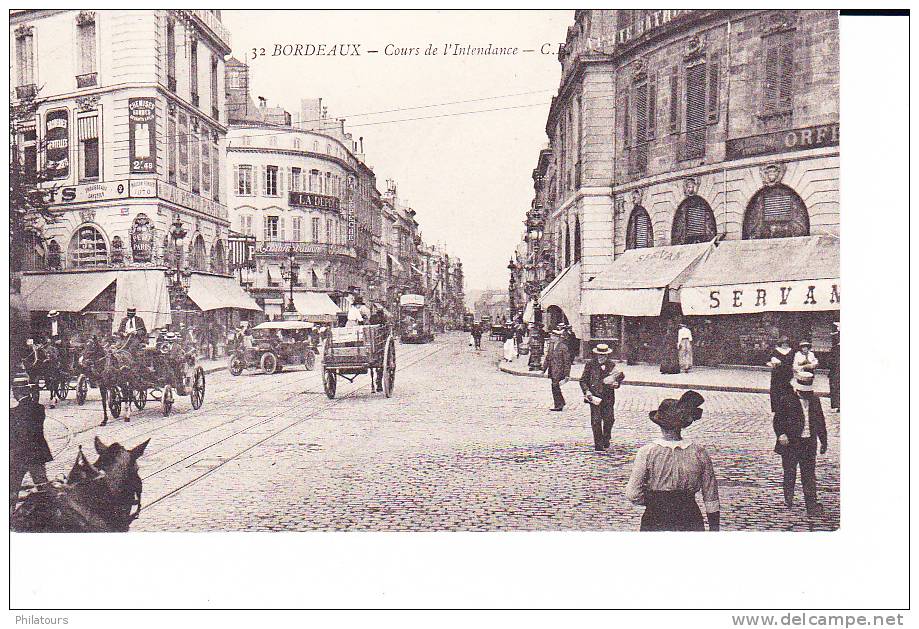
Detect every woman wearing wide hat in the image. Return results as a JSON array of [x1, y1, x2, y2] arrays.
[[625, 391, 721, 531]]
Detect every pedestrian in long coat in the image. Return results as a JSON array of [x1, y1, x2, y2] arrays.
[[9, 373, 52, 510], [579, 343, 625, 450], [767, 336, 795, 413], [542, 328, 572, 411], [774, 371, 828, 516], [625, 390, 720, 531]]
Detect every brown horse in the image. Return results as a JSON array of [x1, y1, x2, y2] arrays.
[[81, 336, 146, 426], [10, 437, 150, 532]]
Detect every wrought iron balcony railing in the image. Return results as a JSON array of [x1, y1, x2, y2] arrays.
[[76, 72, 97, 88]]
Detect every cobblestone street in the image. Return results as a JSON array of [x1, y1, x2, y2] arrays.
[[41, 332, 839, 532]]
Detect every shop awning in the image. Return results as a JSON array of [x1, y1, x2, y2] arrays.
[[21, 271, 118, 313], [187, 274, 263, 312], [581, 241, 714, 317], [113, 270, 172, 332], [680, 235, 840, 315], [540, 262, 583, 338], [267, 264, 283, 284], [387, 254, 404, 275], [291, 291, 340, 321]]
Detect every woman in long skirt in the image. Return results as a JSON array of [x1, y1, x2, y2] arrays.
[[625, 390, 721, 531]]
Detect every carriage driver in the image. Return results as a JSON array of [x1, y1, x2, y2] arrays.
[[117, 307, 148, 349]]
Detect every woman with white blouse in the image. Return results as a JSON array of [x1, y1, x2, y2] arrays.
[[625, 390, 721, 531]]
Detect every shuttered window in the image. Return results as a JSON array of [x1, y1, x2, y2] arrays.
[[622, 92, 631, 148], [167, 115, 177, 183], [201, 134, 211, 194], [635, 83, 648, 142], [626, 207, 654, 250], [763, 31, 794, 114], [78, 116, 99, 181], [686, 203, 709, 237], [647, 76, 657, 139], [672, 197, 716, 245], [685, 62, 707, 158], [78, 17, 96, 75], [16, 30, 34, 86], [189, 123, 200, 193]]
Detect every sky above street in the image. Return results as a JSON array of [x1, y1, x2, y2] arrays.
[[222, 10, 572, 291]]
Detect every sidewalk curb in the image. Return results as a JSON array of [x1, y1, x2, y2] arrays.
[[498, 363, 831, 398]]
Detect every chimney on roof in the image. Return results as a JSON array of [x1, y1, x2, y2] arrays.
[[359, 136, 364, 154]]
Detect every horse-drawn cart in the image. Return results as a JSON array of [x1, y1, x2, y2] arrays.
[[322, 324, 396, 399], [107, 341, 205, 418]]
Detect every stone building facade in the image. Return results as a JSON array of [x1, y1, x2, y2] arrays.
[[528, 9, 839, 365]]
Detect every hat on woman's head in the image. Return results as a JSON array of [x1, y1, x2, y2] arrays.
[[649, 390, 705, 429]]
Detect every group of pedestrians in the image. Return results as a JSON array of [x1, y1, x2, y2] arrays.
[[540, 324, 834, 530]]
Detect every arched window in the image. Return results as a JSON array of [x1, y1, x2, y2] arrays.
[[68, 225, 108, 267], [573, 215, 582, 262], [210, 239, 227, 273], [626, 206, 654, 250], [742, 184, 810, 239], [24, 232, 46, 271], [564, 220, 571, 267], [189, 234, 207, 271], [671, 195, 717, 245]]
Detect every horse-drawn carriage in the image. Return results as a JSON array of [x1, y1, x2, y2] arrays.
[[322, 324, 396, 399], [229, 320, 317, 376], [79, 333, 206, 422], [23, 340, 81, 404]]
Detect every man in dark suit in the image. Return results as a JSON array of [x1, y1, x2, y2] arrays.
[[579, 343, 625, 451], [774, 370, 829, 516], [542, 327, 573, 411], [117, 307, 148, 349], [9, 372, 52, 510]]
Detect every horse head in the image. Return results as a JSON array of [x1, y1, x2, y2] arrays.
[[89, 437, 150, 528]]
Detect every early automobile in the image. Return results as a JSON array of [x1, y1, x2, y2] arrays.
[[229, 320, 317, 376]]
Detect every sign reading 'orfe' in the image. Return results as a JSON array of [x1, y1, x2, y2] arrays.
[[725, 123, 839, 160], [288, 192, 340, 210]]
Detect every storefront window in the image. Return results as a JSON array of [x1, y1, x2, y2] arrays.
[[68, 225, 108, 267], [626, 206, 654, 249], [671, 195, 716, 245], [742, 184, 810, 240]]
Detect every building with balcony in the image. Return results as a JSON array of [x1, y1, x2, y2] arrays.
[[11, 9, 258, 340], [527, 10, 839, 366], [224, 72, 383, 320]]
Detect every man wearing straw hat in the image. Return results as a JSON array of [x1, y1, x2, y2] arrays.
[[579, 342, 625, 451], [774, 369, 828, 516]]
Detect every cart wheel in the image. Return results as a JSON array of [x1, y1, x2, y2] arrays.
[[162, 386, 174, 416], [261, 352, 278, 375], [229, 357, 243, 376], [304, 350, 315, 371], [323, 369, 337, 399], [108, 387, 122, 418], [190, 367, 205, 410], [383, 337, 396, 398], [76, 374, 88, 405], [133, 387, 148, 410]]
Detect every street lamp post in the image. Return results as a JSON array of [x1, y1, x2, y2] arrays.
[[280, 245, 299, 320], [165, 216, 190, 292]]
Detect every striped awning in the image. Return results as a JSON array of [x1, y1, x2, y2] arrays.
[[78, 116, 98, 140]]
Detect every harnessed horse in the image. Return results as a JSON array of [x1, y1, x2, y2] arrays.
[[23, 341, 66, 407], [10, 437, 149, 533]]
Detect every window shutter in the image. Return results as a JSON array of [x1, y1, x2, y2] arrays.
[[647, 74, 657, 139], [262, 216, 268, 241], [634, 83, 648, 143], [636, 213, 651, 248], [279, 217, 286, 241], [779, 36, 794, 109], [707, 53, 720, 123], [686, 202, 708, 237], [233, 165, 239, 194], [685, 62, 707, 158], [286, 167, 291, 193], [622, 90, 631, 147], [261, 166, 267, 196], [669, 66, 680, 134], [763, 40, 779, 114]]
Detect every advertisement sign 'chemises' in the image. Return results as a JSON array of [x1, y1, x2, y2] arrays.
[[128, 98, 157, 173]]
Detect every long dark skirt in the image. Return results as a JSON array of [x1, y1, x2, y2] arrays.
[[640, 490, 705, 531]]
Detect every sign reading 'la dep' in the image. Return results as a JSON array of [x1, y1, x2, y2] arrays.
[[680, 279, 840, 316]]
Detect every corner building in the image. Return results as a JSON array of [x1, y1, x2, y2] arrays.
[[11, 10, 257, 339], [536, 10, 839, 366]]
